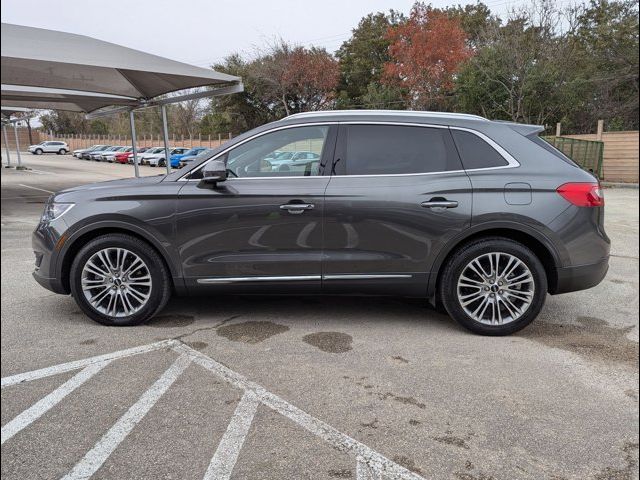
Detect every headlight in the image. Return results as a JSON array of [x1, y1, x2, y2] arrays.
[[41, 202, 74, 222]]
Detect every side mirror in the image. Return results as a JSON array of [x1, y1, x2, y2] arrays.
[[201, 159, 227, 185]]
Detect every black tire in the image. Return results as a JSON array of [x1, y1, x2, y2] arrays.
[[35, 148, 43, 155], [59, 149, 68, 155], [158, 159, 166, 167], [439, 237, 547, 336], [69, 233, 171, 326]]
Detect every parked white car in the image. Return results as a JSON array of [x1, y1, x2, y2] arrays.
[[141, 147, 189, 167], [29, 141, 69, 155], [100, 146, 132, 162]]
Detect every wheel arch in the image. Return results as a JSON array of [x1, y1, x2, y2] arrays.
[[58, 223, 183, 295], [428, 223, 561, 304]]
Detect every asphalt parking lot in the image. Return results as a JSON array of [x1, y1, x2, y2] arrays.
[[1, 154, 638, 480]]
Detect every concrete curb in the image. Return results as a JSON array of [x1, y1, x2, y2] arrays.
[[602, 182, 639, 189]]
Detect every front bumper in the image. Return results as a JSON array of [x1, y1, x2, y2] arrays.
[[32, 220, 69, 294], [553, 256, 609, 294]]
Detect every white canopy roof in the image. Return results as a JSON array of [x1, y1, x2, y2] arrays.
[[1, 23, 242, 112]]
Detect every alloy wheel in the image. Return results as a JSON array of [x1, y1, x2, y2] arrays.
[[81, 247, 152, 318], [456, 252, 534, 325]]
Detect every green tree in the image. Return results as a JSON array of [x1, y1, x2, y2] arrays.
[[442, 2, 501, 49], [454, 1, 582, 126], [335, 11, 404, 108], [572, 0, 639, 131]]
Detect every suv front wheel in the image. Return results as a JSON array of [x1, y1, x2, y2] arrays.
[[440, 237, 547, 336], [69, 234, 171, 326]]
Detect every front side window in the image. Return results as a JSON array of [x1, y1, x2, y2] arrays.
[[190, 125, 330, 180], [339, 125, 462, 175]]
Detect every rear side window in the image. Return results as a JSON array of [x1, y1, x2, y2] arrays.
[[340, 125, 461, 175], [451, 130, 509, 170]]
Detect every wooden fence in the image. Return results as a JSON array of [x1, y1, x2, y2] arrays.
[[562, 131, 638, 183]]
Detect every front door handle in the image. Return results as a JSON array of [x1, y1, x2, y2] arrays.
[[280, 203, 315, 214], [421, 199, 458, 209]]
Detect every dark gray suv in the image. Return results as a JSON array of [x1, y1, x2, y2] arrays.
[[32, 111, 610, 335]]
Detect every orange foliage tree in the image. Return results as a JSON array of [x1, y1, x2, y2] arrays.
[[383, 3, 472, 110]]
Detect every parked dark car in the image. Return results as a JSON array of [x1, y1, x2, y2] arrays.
[[81, 145, 111, 160], [32, 111, 609, 335]]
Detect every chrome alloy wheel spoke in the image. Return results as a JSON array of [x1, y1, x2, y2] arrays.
[[81, 247, 152, 318], [457, 252, 535, 325]]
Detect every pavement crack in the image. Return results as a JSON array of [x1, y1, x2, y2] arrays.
[[172, 315, 241, 342]]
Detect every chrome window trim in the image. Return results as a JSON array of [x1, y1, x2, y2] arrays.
[[179, 120, 519, 182], [449, 126, 520, 170]]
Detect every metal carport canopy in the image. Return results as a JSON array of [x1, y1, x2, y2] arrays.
[[1, 23, 243, 175], [1, 23, 241, 101]]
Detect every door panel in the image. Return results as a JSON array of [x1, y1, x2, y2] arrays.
[[176, 178, 328, 292], [322, 124, 472, 296], [175, 124, 336, 293]]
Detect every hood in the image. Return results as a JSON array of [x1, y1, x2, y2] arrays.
[[54, 175, 164, 198]]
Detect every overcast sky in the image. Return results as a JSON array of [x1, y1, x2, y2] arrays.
[[2, 0, 532, 67]]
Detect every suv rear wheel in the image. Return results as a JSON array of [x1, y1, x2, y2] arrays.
[[58, 148, 67, 155], [440, 237, 547, 336], [69, 234, 171, 326]]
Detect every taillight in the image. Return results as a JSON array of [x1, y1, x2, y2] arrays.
[[556, 182, 604, 207]]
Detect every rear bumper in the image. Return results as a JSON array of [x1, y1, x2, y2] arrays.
[[553, 256, 609, 294]]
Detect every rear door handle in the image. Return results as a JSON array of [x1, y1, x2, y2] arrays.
[[421, 199, 458, 209], [280, 203, 315, 214]]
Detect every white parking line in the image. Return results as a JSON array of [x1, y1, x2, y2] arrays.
[[1, 341, 426, 480], [17, 184, 55, 194], [1, 361, 111, 445], [204, 390, 260, 480], [357, 456, 382, 480], [173, 343, 424, 480], [61, 354, 192, 480], [1, 339, 178, 388]]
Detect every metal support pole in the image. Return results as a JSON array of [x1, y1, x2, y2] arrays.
[[160, 105, 171, 175], [12, 124, 23, 167], [2, 124, 12, 166], [129, 110, 140, 178]]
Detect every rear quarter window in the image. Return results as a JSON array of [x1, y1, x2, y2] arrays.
[[451, 130, 509, 170], [529, 136, 580, 167]]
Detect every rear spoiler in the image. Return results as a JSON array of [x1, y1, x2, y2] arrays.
[[494, 121, 545, 137]]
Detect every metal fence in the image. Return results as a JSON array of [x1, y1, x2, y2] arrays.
[[39, 132, 234, 152], [544, 136, 604, 178]]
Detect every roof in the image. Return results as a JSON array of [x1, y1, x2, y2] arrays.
[[284, 110, 488, 122], [1, 23, 240, 99]]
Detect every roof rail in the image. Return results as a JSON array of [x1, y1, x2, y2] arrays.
[[284, 109, 487, 121]]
